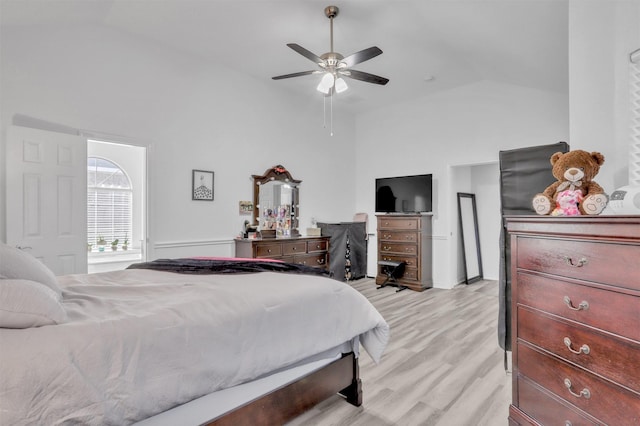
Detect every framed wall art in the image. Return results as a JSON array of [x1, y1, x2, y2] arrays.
[[192, 169, 214, 201], [239, 201, 253, 215]]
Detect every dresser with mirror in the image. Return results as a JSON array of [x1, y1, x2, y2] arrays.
[[234, 165, 330, 270]]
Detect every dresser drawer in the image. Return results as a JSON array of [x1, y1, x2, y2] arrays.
[[293, 253, 327, 268], [377, 263, 419, 281], [518, 307, 640, 392], [282, 241, 307, 256], [379, 231, 418, 242], [306, 239, 327, 253], [517, 272, 640, 342], [516, 237, 640, 291], [401, 268, 420, 282], [517, 376, 600, 426], [518, 343, 640, 425], [378, 218, 419, 230], [379, 243, 417, 255], [379, 254, 418, 269], [255, 243, 283, 258]]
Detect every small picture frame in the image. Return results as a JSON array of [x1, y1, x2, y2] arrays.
[[192, 170, 214, 201], [239, 201, 253, 215]]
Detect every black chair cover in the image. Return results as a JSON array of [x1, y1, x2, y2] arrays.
[[317, 222, 367, 281], [498, 141, 569, 351]]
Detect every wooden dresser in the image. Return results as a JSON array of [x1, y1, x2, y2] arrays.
[[235, 236, 330, 270], [376, 214, 433, 291], [506, 216, 640, 425]]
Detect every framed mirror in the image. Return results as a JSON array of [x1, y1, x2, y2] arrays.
[[457, 192, 483, 284], [252, 165, 301, 237]]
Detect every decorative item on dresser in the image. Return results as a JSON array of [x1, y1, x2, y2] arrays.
[[235, 236, 330, 270], [376, 214, 433, 291], [506, 215, 640, 426]]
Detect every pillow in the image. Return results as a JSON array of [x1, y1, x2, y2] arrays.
[[0, 243, 61, 298], [0, 279, 67, 328]]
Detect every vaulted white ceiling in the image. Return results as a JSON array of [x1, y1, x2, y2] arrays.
[[1, 0, 569, 113]]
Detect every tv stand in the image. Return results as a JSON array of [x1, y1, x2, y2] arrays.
[[376, 214, 433, 291]]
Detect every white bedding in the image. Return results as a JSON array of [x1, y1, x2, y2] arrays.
[[0, 269, 389, 425]]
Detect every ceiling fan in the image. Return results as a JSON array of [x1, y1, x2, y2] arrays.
[[272, 5, 389, 95]]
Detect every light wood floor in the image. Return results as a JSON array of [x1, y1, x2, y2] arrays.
[[287, 278, 512, 426]]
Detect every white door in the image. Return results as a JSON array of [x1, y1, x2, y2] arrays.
[[6, 125, 87, 275]]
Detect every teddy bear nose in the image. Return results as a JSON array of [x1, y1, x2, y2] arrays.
[[568, 169, 578, 175]]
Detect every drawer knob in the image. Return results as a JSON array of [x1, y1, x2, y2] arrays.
[[563, 296, 589, 311], [317, 259, 325, 265], [563, 337, 590, 355], [563, 378, 591, 399], [563, 256, 588, 267]]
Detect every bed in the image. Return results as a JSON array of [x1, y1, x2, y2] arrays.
[[0, 245, 389, 425]]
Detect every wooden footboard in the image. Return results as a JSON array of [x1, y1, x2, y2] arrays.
[[206, 352, 361, 426]]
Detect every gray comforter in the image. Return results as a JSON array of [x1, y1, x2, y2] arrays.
[[0, 269, 389, 425]]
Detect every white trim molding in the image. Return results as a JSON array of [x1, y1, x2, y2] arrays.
[[153, 239, 234, 249]]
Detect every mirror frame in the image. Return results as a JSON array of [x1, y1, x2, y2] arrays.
[[252, 165, 302, 237], [457, 192, 483, 284]]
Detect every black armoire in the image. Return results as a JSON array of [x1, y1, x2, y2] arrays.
[[498, 141, 569, 351], [317, 222, 367, 281]]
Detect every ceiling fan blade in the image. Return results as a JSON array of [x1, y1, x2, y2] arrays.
[[341, 69, 389, 85], [287, 43, 325, 66], [340, 46, 383, 68], [272, 70, 320, 80]]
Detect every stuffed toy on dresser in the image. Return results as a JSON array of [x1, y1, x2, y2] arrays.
[[532, 149, 609, 216]]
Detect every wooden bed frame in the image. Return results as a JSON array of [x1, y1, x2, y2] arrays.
[[207, 352, 361, 425]]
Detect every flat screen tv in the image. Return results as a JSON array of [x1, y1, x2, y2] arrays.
[[375, 174, 433, 213]]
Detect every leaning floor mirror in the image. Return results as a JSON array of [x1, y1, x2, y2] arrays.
[[457, 192, 483, 284]]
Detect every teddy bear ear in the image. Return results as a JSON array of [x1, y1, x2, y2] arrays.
[[550, 152, 564, 165], [591, 152, 605, 166]]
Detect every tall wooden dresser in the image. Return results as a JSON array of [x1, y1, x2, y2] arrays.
[[234, 236, 330, 270], [506, 216, 640, 425], [376, 214, 433, 291]]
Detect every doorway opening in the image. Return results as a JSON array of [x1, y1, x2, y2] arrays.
[[87, 139, 146, 273], [450, 162, 500, 284]]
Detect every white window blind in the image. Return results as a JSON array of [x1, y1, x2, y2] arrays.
[[87, 157, 133, 247]]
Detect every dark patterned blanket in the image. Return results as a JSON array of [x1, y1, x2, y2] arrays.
[[127, 257, 331, 277]]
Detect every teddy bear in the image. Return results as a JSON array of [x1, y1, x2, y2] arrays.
[[532, 149, 608, 216]]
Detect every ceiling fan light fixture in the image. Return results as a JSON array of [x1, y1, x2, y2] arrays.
[[317, 72, 335, 93], [334, 77, 348, 93], [316, 83, 331, 94], [272, 5, 389, 135]]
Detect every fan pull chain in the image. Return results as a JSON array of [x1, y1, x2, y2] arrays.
[[323, 95, 327, 129], [330, 92, 334, 136]]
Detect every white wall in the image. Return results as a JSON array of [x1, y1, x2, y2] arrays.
[[569, 0, 640, 191], [354, 81, 569, 288], [0, 24, 357, 258]]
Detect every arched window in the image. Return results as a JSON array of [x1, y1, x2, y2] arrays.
[[87, 157, 133, 250]]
